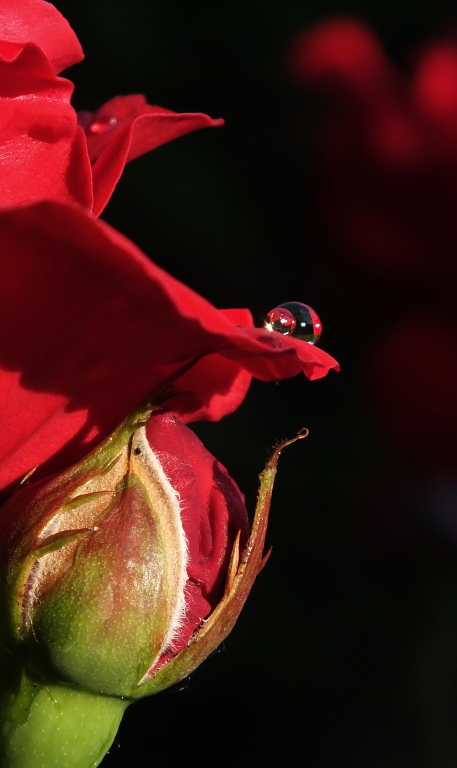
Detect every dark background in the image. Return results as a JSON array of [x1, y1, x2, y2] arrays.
[[57, 1, 457, 766]]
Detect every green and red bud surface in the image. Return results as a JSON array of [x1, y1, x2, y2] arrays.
[[0, 403, 306, 768]]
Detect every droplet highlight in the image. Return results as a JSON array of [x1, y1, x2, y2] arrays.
[[263, 301, 322, 344]]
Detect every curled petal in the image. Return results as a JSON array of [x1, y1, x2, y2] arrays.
[[170, 353, 252, 424], [79, 95, 224, 215], [0, 9, 222, 214]]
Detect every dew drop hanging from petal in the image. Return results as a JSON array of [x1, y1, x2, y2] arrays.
[[263, 301, 322, 344]]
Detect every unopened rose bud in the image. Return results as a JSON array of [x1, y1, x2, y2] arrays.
[[0, 402, 303, 768]]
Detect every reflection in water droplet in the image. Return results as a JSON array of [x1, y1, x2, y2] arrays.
[[88, 115, 119, 134], [264, 307, 296, 335], [263, 301, 322, 344]]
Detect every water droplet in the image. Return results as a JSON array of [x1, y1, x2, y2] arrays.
[[263, 301, 322, 344], [88, 114, 119, 134]]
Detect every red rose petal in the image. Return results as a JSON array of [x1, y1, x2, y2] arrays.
[[0, 200, 338, 494], [0, 41, 92, 207], [145, 411, 249, 654]]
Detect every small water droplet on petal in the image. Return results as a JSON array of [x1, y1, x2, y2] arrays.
[[88, 114, 119, 134], [263, 301, 322, 344]]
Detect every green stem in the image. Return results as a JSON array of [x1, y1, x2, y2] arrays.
[[0, 647, 129, 768]]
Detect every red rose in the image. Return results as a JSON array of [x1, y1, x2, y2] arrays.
[[0, 199, 334, 760], [0, 7, 339, 767], [0, 197, 337, 698]]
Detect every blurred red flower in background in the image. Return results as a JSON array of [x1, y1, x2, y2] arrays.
[[288, 18, 457, 284], [288, 18, 457, 474]]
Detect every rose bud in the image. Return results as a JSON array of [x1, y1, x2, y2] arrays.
[[0, 401, 303, 768]]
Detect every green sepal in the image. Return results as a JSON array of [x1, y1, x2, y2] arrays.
[[0, 402, 156, 650], [62, 492, 114, 512], [11, 528, 94, 640], [31, 474, 172, 697]]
